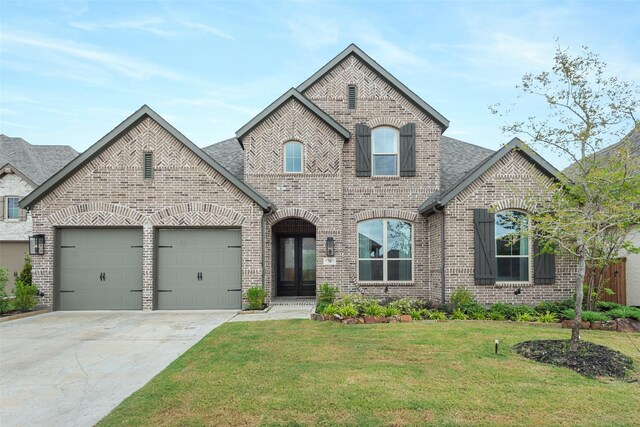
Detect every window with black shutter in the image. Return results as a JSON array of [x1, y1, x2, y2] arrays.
[[474, 208, 496, 285]]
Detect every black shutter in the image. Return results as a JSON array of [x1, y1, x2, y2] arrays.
[[399, 123, 416, 177], [355, 123, 371, 177], [534, 241, 555, 284], [474, 209, 496, 285]]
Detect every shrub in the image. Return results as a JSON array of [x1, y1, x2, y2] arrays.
[[337, 303, 358, 318], [597, 301, 623, 312], [13, 279, 38, 311], [389, 298, 418, 315], [487, 311, 506, 321], [581, 310, 612, 322], [450, 286, 474, 309], [535, 311, 558, 323], [427, 310, 447, 321], [489, 303, 517, 320], [513, 305, 537, 317], [317, 283, 339, 304], [320, 304, 337, 316], [243, 285, 268, 310], [382, 305, 400, 317], [315, 301, 329, 314], [0, 267, 10, 314], [607, 306, 640, 321], [459, 301, 486, 319], [535, 300, 573, 316], [515, 312, 535, 322], [363, 300, 384, 317], [451, 309, 468, 320]]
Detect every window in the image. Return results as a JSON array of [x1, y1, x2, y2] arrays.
[[495, 210, 530, 282], [284, 141, 303, 173], [348, 84, 357, 110], [143, 152, 153, 179], [358, 219, 412, 281], [372, 127, 399, 176], [6, 197, 20, 219]]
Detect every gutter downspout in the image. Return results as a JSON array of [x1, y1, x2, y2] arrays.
[[434, 205, 446, 305]]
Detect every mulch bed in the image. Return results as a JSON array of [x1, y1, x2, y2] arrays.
[[514, 339, 634, 380]]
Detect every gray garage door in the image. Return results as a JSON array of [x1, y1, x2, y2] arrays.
[[58, 229, 143, 310], [157, 229, 241, 310]]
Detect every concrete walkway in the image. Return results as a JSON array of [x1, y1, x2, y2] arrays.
[[0, 310, 235, 427], [229, 303, 315, 322]]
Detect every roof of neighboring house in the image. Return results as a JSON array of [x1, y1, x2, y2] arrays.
[[203, 137, 244, 180], [420, 138, 560, 215], [440, 136, 495, 190], [235, 88, 350, 147], [297, 43, 450, 131], [0, 135, 78, 185], [20, 105, 275, 212]]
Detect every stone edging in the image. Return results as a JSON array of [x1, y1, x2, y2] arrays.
[[0, 307, 51, 323]]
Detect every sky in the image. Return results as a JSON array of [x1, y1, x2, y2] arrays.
[[1, 0, 639, 170]]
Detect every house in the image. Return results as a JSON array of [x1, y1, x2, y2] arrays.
[[20, 44, 575, 311], [0, 135, 78, 291]]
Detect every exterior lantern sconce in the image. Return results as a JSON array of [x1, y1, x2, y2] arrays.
[[29, 234, 45, 255], [326, 237, 335, 257]]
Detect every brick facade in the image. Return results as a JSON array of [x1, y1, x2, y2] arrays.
[[0, 173, 32, 240], [29, 117, 264, 309]]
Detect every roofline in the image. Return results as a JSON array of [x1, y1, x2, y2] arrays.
[[235, 88, 350, 146], [0, 162, 38, 188], [297, 43, 450, 131], [419, 138, 560, 215], [20, 105, 275, 212]]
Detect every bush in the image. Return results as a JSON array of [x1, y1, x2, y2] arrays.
[[535, 311, 558, 323], [13, 279, 38, 311], [315, 300, 330, 314], [513, 305, 537, 317], [450, 286, 474, 309], [597, 301, 622, 312], [243, 285, 268, 310], [451, 309, 468, 320], [317, 283, 339, 304], [409, 308, 428, 320], [581, 310, 612, 322], [487, 311, 506, 321], [0, 267, 10, 314], [459, 301, 486, 320], [363, 300, 384, 317], [382, 305, 400, 317], [607, 306, 640, 321], [535, 299, 574, 316], [427, 310, 447, 321], [515, 313, 535, 322], [389, 298, 418, 315], [320, 303, 337, 316], [489, 303, 517, 320], [337, 303, 358, 318]]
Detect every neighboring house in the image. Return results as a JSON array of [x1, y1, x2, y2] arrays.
[[21, 44, 575, 311], [0, 135, 78, 291]]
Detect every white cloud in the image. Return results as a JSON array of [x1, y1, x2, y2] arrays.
[[70, 17, 175, 37], [181, 21, 234, 40]]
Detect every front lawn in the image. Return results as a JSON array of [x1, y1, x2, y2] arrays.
[[100, 321, 640, 427]]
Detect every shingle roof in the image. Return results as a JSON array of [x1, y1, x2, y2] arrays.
[[202, 137, 244, 180], [0, 134, 78, 185], [440, 135, 494, 190]]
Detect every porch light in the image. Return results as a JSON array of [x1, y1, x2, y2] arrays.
[[326, 237, 335, 257], [29, 234, 45, 255]]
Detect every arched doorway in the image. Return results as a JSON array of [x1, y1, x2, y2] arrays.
[[273, 218, 316, 296]]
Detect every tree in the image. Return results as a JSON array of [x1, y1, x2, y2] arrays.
[[492, 44, 640, 351]]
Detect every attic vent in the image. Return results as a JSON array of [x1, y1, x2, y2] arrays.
[[348, 84, 357, 110], [143, 152, 153, 179]]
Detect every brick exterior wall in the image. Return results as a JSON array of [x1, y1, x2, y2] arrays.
[[29, 117, 265, 310], [441, 151, 575, 304], [245, 53, 443, 301]]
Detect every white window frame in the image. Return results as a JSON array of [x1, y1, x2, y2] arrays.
[[283, 141, 303, 174], [357, 218, 413, 282], [371, 127, 399, 177], [6, 196, 20, 220], [495, 209, 532, 283]]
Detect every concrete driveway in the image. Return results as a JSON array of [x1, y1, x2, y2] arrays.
[[0, 310, 235, 427]]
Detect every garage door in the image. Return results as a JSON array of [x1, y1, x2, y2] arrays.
[[0, 241, 29, 293], [58, 229, 143, 310], [157, 229, 241, 309]]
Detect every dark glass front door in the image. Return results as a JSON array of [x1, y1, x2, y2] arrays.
[[277, 235, 316, 296]]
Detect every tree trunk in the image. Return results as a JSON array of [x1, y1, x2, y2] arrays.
[[571, 244, 586, 351]]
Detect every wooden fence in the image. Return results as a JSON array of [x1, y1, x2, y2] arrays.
[[588, 258, 627, 305]]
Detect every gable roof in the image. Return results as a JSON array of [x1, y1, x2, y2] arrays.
[[203, 137, 244, 180], [441, 135, 495, 190], [297, 43, 450, 131], [236, 88, 350, 147], [419, 138, 559, 215], [1, 162, 38, 188], [0, 135, 78, 185], [20, 105, 275, 212]]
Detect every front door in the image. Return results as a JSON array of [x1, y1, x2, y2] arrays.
[[277, 235, 316, 296]]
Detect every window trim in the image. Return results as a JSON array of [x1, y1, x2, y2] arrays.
[[371, 126, 399, 177], [495, 209, 532, 284], [143, 151, 154, 180], [6, 196, 20, 220], [357, 218, 414, 283], [283, 141, 303, 174]]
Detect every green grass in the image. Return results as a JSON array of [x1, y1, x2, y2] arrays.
[[99, 320, 640, 427]]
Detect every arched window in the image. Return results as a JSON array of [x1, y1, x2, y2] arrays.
[[495, 210, 530, 282], [358, 219, 412, 281], [284, 141, 303, 173], [371, 127, 399, 176]]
